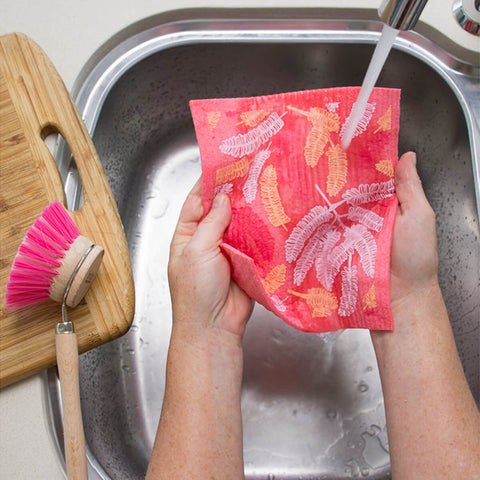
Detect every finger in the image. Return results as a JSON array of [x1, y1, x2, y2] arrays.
[[395, 152, 428, 214], [170, 177, 204, 254], [191, 193, 232, 253]]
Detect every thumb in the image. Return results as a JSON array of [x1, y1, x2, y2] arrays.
[[395, 152, 428, 213], [192, 193, 232, 251]]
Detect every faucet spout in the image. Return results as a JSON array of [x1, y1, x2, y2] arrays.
[[378, 0, 429, 30]]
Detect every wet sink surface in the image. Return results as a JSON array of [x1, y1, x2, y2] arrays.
[[49, 16, 479, 480]]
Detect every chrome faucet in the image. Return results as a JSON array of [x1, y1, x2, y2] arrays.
[[378, 0, 429, 30]]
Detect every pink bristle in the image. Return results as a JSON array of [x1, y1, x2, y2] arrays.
[[18, 244, 62, 268], [33, 217, 70, 252], [11, 257, 59, 277], [8, 267, 56, 283], [25, 226, 66, 257], [5, 201, 80, 309], [42, 201, 80, 244], [5, 291, 51, 308]]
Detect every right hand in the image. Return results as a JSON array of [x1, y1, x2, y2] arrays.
[[390, 152, 439, 309]]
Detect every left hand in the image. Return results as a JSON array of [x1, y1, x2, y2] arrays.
[[168, 177, 253, 343]]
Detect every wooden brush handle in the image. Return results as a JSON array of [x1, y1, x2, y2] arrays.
[[56, 332, 88, 480]]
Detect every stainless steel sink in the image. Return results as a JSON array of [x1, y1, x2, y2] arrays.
[[48, 11, 480, 480]]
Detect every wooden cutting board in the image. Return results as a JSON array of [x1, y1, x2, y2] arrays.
[[0, 33, 135, 387]]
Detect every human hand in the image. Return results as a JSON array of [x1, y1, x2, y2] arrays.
[[390, 152, 439, 308], [168, 178, 253, 344]]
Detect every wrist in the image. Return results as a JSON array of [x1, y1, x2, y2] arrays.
[[170, 318, 244, 363], [389, 278, 443, 318], [371, 279, 445, 347]]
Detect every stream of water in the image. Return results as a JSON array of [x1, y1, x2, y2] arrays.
[[341, 24, 398, 149]]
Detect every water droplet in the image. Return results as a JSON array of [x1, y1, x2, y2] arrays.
[[153, 199, 170, 219], [358, 382, 369, 393], [327, 408, 337, 419], [361, 467, 370, 476]]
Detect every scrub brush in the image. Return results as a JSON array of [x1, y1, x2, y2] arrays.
[[5, 200, 104, 480]]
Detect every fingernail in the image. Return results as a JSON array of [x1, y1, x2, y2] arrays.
[[409, 151, 417, 166]]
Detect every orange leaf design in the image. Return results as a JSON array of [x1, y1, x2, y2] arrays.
[[375, 159, 394, 178], [289, 288, 338, 317], [362, 284, 377, 311], [260, 165, 290, 229], [288, 106, 340, 167], [207, 111, 222, 131], [326, 143, 348, 196], [237, 109, 271, 127], [215, 157, 250, 185], [374, 106, 392, 134], [304, 124, 330, 168], [262, 264, 287, 296]]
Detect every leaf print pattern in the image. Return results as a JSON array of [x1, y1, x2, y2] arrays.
[[214, 183, 234, 196], [342, 179, 395, 206], [326, 102, 339, 113], [316, 224, 377, 291], [190, 86, 400, 333], [288, 106, 340, 167], [344, 224, 377, 278], [338, 265, 358, 317], [304, 124, 330, 167], [285, 205, 332, 262], [375, 159, 394, 178], [347, 206, 384, 232], [262, 264, 287, 296], [294, 228, 341, 286], [219, 112, 285, 158], [260, 165, 290, 229], [316, 238, 352, 291], [243, 146, 271, 204], [326, 143, 348, 196], [271, 295, 287, 312], [215, 157, 250, 185], [289, 288, 338, 317], [362, 284, 377, 311], [340, 102, 376, 141], [207, 111, 222, 131], [374, 106, 392, 134], [238, 109, 271, 127]]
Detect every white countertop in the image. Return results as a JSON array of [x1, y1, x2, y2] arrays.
[[0, 1, 478, 478]]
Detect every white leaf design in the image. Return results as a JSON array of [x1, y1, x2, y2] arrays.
[[342, 179, 395, 206], [340, 102, 376, 140], [242, 147, 271, 203], [271, 295, 287, 312], [214, 183, 234, 196], [344, 224, 377, 277], [326, 102, 339, 113], [293, 226, 339, 286], [347, 206, 384, 232], [219, 112, 285, 158], [338, 265, 358, 317], [316, 236, 354, 291], [316, 224, 377, 289], [285, 205, 332, 263]]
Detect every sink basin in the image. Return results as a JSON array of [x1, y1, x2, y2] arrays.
[[48, 11, 480, 480]]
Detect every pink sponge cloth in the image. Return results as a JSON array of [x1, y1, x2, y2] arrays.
[[190, 87, 400, 333]]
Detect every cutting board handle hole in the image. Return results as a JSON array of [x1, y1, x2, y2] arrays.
[[42, 127, 84, 211]]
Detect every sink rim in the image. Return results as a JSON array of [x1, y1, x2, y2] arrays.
[[69, 16, 479, 211], [48, 13, 480, 479]]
